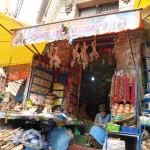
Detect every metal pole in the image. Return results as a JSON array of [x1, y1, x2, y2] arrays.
[[31, 44, 41, 54]]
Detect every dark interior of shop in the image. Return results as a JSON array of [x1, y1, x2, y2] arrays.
[[75, 35, 117, 121]]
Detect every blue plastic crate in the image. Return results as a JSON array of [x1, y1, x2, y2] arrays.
[[120, 126, 139, 135]]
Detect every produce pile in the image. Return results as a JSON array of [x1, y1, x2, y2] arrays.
[[112, 103, 134, 116], [0, 127, 46, 150]]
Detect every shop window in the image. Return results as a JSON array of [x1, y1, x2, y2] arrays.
[[79, 2, 119, 17]]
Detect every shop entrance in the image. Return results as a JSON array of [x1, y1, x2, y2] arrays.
[[76, 35, 116, 123]]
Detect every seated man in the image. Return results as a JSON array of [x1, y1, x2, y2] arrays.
[[88, 104, 110, 149]]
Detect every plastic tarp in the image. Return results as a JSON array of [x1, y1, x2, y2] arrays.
[[0, 12, 46, 66], [134, 0, 150, 20]]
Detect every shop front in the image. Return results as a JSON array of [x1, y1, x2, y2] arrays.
[[0, 8, 149, 150]]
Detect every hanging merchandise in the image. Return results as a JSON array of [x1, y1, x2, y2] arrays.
[[81, 42, 88, 69], [71, 43, 80, 67], [48, 46, 61, 68], [111, 70, 135, 105], [90, 40, 99, 61], [71, 40, 99, 69]]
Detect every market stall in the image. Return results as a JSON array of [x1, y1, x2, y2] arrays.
[[0, 8, 147, 150]]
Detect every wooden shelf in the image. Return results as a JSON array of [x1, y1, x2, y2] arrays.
[[32, 82, 50, 89]]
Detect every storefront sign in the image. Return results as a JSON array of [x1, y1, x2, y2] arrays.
[[12, 10, 142, 46]]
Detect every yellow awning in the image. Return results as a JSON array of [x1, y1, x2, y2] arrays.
[[134, 0, 150, 20], [0, 12, 46, 66]]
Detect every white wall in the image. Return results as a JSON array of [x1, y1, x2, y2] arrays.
[[0, 0, 14, 16], [119, 0, 135, 11], [42, 0, 63, 23]]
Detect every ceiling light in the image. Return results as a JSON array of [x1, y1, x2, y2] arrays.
[[91, 76, 95, 81]]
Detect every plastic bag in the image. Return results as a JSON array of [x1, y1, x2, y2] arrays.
[[51, 127, 73, 150]]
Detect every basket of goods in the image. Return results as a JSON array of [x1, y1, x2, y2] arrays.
[[106, 123, 120, 132], [112, 103, 134, 123], [113, 115, 124, 121]]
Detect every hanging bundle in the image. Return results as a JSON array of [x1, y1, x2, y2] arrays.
[[71, 44, 80, 67], [111, 70, 135, 104], [49, 46, 61, 68], [89, 40, 99, 61], [81, 42, 88, 69]]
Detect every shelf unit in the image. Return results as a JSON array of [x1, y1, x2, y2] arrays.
[[142, 56, 150, 94], [139, 42, 150, 150], [65, 63, 82, 118], [106, 66, 140, 150], [26, 66, 53, 104], [141, 97, 150, 113], [52, 86, 65, 106], [139, 124, 150, 150]]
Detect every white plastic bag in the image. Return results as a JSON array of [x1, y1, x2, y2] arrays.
[[103, 139, 125, 150]]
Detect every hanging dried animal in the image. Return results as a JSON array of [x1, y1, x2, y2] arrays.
[[71, 43, 80, 67], [49, 46, 61, 68], [90, 40, 99, 61], [81, 42, 88, 69]]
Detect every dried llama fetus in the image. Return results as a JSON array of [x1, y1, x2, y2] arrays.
[[90, 40, 98, 61], [81, 42, 88, 69], [71, 43, 80, 67]]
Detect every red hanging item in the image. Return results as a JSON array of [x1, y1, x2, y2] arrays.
[[131, 77, 135, 106]]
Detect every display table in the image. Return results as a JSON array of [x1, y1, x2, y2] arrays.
[[0, 111, 76, 150], [105, 131, 140, 150]]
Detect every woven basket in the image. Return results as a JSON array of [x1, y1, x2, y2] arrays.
[[113, 112, 134, 123]]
